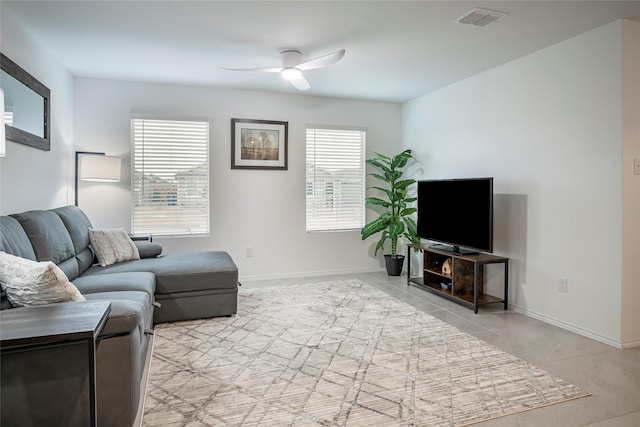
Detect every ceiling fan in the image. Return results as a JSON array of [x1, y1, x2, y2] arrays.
[[223, 49, 346, 91]]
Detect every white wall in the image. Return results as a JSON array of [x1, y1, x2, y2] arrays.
[[74, 78, 402, 279], [402, 21, 625, 346], [0, 6, 75, 214]]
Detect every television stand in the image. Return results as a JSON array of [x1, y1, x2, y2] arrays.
[[429, 243, 478, 255], [407, 243, 509, 313]]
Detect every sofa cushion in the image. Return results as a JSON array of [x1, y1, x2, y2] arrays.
[[83, 251, 238, 294], [10, 210, 75, 264], [57, 256, 80, 281], [75, 247, 96, 276], [152, 252, 238, 294], [89, 228, 140, 267], [0, 252, 85, 307], [0, 216, 36, 260], [73, 272, 156, 297], [52, 206, 93, 255], [1, 289, 14, 309]]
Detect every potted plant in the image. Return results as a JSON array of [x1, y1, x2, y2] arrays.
[[361, 149, 420, 276]]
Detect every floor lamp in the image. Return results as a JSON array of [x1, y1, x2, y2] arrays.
[[75, 151, 121, 206]]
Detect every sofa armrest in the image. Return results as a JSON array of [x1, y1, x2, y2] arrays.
[[134, 241, 163, 259], [94, 299, 146, 337]]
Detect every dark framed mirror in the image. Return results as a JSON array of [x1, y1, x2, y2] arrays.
[[1, 53, 50, 151]]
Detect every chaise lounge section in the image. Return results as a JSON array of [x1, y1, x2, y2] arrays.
[[0, 205, 238, 426], [82, 249, 239, 324]]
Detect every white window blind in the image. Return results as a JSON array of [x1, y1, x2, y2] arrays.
[[306, 127, 366, 232], [131, 118, 209, 237]]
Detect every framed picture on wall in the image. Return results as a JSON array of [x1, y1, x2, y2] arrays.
[[231, 118, 288, 170]]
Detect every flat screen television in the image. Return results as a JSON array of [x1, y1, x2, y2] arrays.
[[417, 178, 493, 254]]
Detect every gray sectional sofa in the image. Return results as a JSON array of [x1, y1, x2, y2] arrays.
[[0, 205, 238, 426]]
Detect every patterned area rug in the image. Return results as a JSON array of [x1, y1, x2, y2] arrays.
[[142, 280, 589, 426]]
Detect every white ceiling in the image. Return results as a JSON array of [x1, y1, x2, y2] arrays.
[[4, 1, 640, 103]]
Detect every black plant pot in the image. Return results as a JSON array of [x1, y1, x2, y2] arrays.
[[384, 254, 405, 276]]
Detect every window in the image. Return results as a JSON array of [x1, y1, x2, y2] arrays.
[[306, 126, 366, 232], [131, 118, 209, 237]]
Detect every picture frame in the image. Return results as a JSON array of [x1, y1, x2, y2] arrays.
[[1, 53, 51, 151], [231, 118, 288, 170]]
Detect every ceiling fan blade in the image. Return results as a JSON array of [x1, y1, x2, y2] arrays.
[[298, 49, 345, 71], [221, 67, 282, 73], [290, 74, 311, 91]]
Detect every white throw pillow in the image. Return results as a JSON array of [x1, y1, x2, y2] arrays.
[[0, 251, 86, 307], [89, 228, 140, 267]]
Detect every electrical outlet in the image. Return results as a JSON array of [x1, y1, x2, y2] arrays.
[[558, 277, 568, 293], [245, 247, 253, 258]]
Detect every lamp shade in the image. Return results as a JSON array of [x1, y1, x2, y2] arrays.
[[1, 88, 6, 157], [78, 154, 121, 182]]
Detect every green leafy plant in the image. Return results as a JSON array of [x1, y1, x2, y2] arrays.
[[361, 149, 420, 258]]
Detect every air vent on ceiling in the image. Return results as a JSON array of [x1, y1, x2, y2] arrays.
[[454, 8, 509, 27]]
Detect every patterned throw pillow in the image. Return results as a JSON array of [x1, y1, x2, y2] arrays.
[[89, 228, 141, 267], [0, 251, 86, 307]]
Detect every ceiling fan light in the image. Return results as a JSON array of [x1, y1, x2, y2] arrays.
[[281, 67, 302, 81]]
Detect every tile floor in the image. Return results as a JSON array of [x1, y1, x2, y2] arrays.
[[241, 271, 640, 427]]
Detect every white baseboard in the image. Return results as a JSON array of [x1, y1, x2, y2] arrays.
[[621, 339, 640, 349], [239, 267, 385, 283], [509, 303, 623, 349]]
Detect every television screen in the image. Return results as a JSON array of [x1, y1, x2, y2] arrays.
[[417, 178, 493, 254]]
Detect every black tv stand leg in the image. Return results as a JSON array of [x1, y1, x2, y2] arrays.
[[406, 246, 411, 285], [504, 261, 509, 310]]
